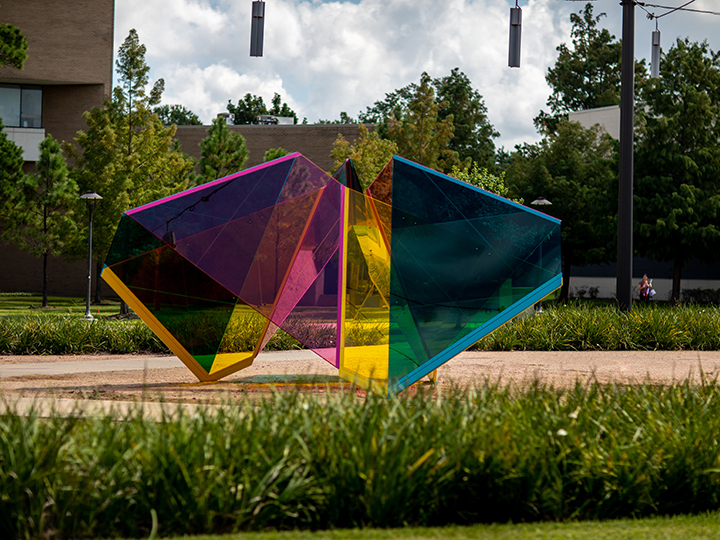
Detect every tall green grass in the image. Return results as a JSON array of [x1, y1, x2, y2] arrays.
[[2, 303, 720, 355], [2, 381, 720, 538], [475, 303, 720, 351]]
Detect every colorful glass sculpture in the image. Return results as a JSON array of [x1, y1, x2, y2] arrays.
[[102, 153, 561, 394]]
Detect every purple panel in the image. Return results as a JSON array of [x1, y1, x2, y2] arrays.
[[128, 157, 296, 243], [172, 204, 276, 297], [271, 181, 342, 325], [277, 154, 334, 204], [239, 190, 322, 316]]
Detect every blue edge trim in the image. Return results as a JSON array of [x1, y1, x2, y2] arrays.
[[389, 273, 563, 396]]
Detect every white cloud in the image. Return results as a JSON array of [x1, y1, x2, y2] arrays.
[[114, 0, 720, 150]]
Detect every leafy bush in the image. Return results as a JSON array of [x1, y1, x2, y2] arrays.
[[2, 382, 720, 538]]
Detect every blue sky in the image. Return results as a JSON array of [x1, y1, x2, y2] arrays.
[[114, 0, 720, 151]]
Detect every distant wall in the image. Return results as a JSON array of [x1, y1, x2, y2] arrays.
[[175, 123, 371, 172]]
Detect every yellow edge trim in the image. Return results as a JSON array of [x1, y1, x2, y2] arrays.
[[205, 355, 255, 381], [101, 267, 212, 382], [339, 367, 388, 396], [337, 190, 350, 369]]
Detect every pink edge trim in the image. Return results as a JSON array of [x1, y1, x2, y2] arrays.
[[126, 153, 302, 216], [335, 186, 346, 369]]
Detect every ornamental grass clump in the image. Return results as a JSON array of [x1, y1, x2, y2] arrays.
[[2, 381, 720, 538]]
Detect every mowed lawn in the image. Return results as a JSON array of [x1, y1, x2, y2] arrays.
[[112, 512, 720, 540]]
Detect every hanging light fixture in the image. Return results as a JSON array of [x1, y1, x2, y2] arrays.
[[508, 1, 522, 68], [250, 1, 265, 57], [651, 22, 661, 78]]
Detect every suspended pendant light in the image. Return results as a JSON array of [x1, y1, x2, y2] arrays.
[[250, 1, 265, 57]]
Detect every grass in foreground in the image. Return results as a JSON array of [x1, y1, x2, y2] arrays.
[[3, 381, 720, 539], [126, 511, 720, 540]]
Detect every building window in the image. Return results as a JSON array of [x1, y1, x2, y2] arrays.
[[0, 84, 42, 128]]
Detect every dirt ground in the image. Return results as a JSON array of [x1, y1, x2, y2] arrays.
[[2, 349, 720, 404]]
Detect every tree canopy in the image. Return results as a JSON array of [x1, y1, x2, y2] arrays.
[[534, 3, 645, 134], [199, 117, 249, 183], [154, 104, 202, 126], [227, 92, 297, 124], [360, 69, 498, 169], [0, 8, 28, 69], [387, 72, 460, 174], [634, 38, 720, 303], [330, 123, 397, 191]]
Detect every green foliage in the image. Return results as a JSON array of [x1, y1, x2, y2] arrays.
[[434, 68, 498, 168], [387, 72, 460, 173], [0, 135, 77, 307], [3, 382, 720, 538], [64, 30, 194, 283], [506, 120, 617, 300], [199, 117, 249, 183], [0, 12, 28, 69], [228, 92, 297, 124], [317, 112, 357, 124], [534, 3, 645, 134], [330, 124, 397, 190], [154, 104, 202, 125], [361, 69, 497, 169], [635, 38, 720, 303], [0, 120, 24, 201], [449, 162, 522, 203], [473, 303, 720, 351], [263, 147, 290, 162]]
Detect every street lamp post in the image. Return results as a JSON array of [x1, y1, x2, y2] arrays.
[[531, 197, 552, 312], [80, 190, 102, 320]]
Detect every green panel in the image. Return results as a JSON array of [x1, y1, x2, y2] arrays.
[[105, 214, 166, 268]]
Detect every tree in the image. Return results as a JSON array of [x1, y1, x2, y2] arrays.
[[317, 112, 357, 124], [506, 120, 617, 301], [198, 117, 249, 183], [1, 135, 77, 307], [359, 69, 498, 168], [434, 68, 498, 168], [227, 92, 297, 124], [0, 8, 28, 69], [534, 3, 645, 134], [635, 39, 720, 304], [263, 147, 289, 162], [65, 29, 194, 304], [330, 123, 397, 191], [0, 120, 24, 201], [387, 72, 460, 173], [154, 104, 202, 125], [450, 163, 521, 204], [268, 93, 298, 124]]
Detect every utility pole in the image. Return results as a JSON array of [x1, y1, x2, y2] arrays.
[[617, 0, 635, 311]]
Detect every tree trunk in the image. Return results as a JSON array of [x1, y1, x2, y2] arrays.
[[559, 257, 571, 303], [42, 251, 48, 308], [672, 260, 682, 305], [94, 260, 103, 304], [120, 300, 129, 316]]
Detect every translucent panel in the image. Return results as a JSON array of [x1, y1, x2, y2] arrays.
[[128, 157, 295, 242], [339, 189, 391, 386], [332, 158, 362, 193], [104, 214, 166, 267], [108, 246, 237, 372]]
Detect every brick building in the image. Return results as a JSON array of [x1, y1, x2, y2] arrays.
[[175, 123, 369, 172], [0, 0, 115, 296]]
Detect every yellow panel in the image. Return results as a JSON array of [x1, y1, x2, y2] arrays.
[[208, 352, 255, 376], [101, 266, 211, 382]]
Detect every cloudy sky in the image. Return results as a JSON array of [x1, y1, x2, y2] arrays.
[[114, 0, 720, 150]]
